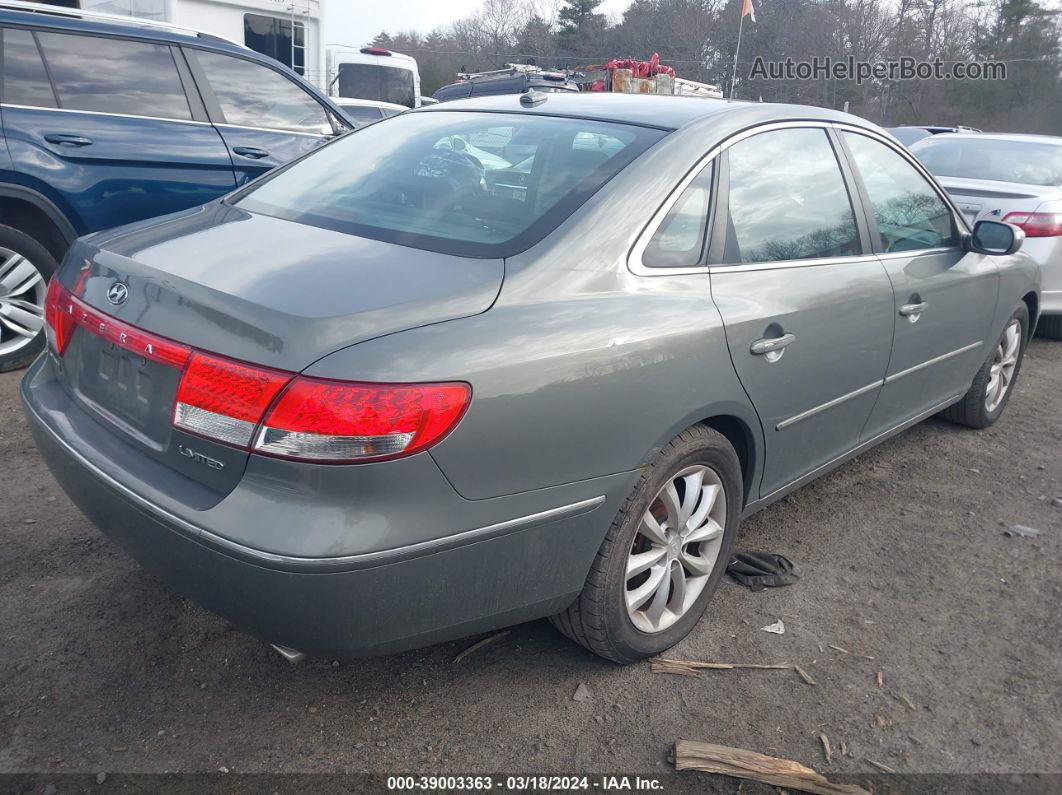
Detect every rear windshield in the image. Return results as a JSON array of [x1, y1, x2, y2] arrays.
[[913, 137, 1062, 186], [338, 63, 415, 108], [235, 111, 665, 258], [338, 104, 385, 124]]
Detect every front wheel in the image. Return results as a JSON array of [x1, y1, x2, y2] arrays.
[[940, 304, 1028, 429], [0, 224, 57, 373], [551, 425, 742, 664]]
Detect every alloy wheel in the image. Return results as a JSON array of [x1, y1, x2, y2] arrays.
[[625, 464, 727, 634], [0, 247, 46, 358], [985, 319, 1021, 414]]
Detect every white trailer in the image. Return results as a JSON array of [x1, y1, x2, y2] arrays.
[[74, 0, 327, 88], [326, 46, 421, 109]]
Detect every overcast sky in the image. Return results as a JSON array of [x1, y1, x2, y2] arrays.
[[325, 0, 633, 49]]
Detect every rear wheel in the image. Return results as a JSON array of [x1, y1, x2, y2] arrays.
[[550, 425, 741, 664], [940, 304, 1028, 429], [1037, 314, 1062, 340], [0, 224, 57, 373]]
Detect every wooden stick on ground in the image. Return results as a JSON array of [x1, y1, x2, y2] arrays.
[[794, 665, 817, 685], [819, 733, 833, 763], [675, 740, 870, 795], [865, 758, 896, 773], [651, 658, 791, 677], [452, 630, 509, 665]]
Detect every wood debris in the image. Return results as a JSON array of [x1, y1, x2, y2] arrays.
[[865, 758, 896, 774], [674, 740, 870, 795], [819, 733, 832, 763], [839, 741, 848, 757], [651, 658, 791, 677], [898, 694, 917, 711], [794, 665, 817, 686], [876, 670, 885, 688], [452, 630, 509, 665], [874, 714, 891, 729], [827, 644, 849, 654]]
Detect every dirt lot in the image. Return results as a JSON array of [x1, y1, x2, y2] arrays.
[[1, 340, 1060, 792]]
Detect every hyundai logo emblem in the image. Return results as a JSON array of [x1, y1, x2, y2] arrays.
[[106, 282, 128, 305]]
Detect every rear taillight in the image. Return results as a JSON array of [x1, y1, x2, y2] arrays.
[[1002, 211, 1062, 237], [44, 278, 75, 355], [44, 290, 471, 463], [173, 353, 291, 447], [254, 379, 471, 462]]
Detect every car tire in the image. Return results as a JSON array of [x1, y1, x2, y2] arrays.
[[550, 425, 742, 664], [940, 304, 1028, 429], [1036, 314, 1062, 340], [0, 224, 57, 373]]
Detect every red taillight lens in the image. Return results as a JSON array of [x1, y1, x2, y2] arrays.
[[174, 353, 291, 447], [72, 303, 191, 368], [46, 280, 192, 367], [44, 278, 76, 355], [44, 288, 470, 462], [254, 379, 471, 462], [1001, 211, 1062, 237]]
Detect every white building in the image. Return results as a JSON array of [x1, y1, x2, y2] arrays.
[[72, 0, 327, 89]]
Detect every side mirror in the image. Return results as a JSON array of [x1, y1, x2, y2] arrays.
[[967, 220, 1024, 256]]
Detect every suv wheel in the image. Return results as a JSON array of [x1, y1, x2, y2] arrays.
[[551, 425, 741, 663], [0, 224, 57, 373]]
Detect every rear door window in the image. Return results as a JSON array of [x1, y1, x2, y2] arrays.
[[236, 111, 664, 257], [1, 28, 58, 108], [844, 132, 959, 252], [642, 164, 713, 268], [35, 32, 191, 120], [191, 49, 331, 135], [724, 128, 860, 263]]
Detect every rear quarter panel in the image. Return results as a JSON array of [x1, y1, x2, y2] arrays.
[[994, 249, 1042, 332]]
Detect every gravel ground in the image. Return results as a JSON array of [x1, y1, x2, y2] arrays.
[[1, 340, 1060, 793]]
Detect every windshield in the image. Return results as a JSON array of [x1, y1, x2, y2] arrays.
[[337, 63, 415, 108], [913, 137, 1062, 186], [236, 111, 664, 258]]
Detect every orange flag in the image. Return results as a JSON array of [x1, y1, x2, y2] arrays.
[[741, 0, 756, 21]]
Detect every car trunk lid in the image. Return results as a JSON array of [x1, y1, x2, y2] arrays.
[[51, 204, 503, 497], [936, 176, 1062, 226]]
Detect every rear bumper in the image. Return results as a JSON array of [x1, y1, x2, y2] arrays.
[[1042, 289, 1062, 315], [22, 355, 633, 657]]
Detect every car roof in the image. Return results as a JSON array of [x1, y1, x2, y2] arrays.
[[419, 92, 878, 134], [0, 5, 252, 57]]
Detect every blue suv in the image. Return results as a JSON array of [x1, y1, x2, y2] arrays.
[[0, 3, 352, 371]]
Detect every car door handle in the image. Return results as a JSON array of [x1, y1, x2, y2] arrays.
[[232, 146, 270, 159], [899, 301, 929, 317], [750, 333, 796, 355], [44, 133, 93, 146]]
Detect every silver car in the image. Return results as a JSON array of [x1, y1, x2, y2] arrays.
[[911, 132, 1062, 339], [22, 95, 1039, 663]]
